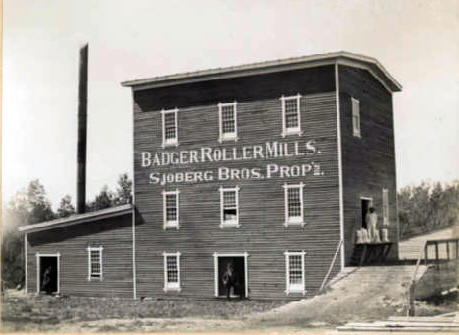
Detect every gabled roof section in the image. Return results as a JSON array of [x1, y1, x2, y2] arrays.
[[121, 51, 402, 93], [19, 204, 133, 233]]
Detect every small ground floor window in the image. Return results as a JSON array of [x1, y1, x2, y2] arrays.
[[163, 252, 181, 292], [87, 246, 103, 281], [284, 251, 306, 295]]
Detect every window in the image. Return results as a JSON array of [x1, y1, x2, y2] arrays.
[[351, 97, 361, 137], [283, 183, 305, 226], [218, 102, 238, 142], [163, 252, 181, 292], [162, 108, 178, 147], [163, 190, 180, 229], [281, 94, 302, 137], [284, 251, 306, 295], [382, 188, 389, 226], [87, 246, 103, 281], [219, 186, 240, 227]]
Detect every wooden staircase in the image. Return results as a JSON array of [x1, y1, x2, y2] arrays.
[[338, 314, 459, 332], [349, 243, 393, 266]]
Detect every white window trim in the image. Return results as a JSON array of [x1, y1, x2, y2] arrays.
[[280, 94, 302, 137], [163, 252, 181, 292], [283, 183, 305, 227], [87, 246, 103, 281], [351, 97, 361, 138], [218, 102, 238, 142], [163, 189, 180, 229], [219, 186, 240, 228], [161, 108, 179, 148], [35, 252, 61, 294], [284, 250, 306, 295], [383, 188, 389, 226], [213, 252, 249, 298]]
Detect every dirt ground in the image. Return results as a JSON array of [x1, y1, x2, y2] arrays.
[[1, 290, 301, 333], [1, 265, 456, 334]]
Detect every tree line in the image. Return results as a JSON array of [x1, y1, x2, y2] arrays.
[[1, 173, 132, 289], [1, 178, 458, 289], [398, 180, 459, 240]]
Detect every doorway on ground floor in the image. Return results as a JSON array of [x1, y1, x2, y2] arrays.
[[215, 254, 248, 298], [37, 255, 59, 294], [360, 197, 373, 229]]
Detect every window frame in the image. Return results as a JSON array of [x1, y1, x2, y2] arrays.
[[162, 252, 181, 292], [163, 189, 180, 229], [280, 94, 302, 137], [283, 183, 305, 227], [351, 97, 361, 138], [218, 102, 238, 142], [382, 188, 389, 226], [284, 250, 306, 295], [87, 246, 103, 281], [219, 186, 240, 228], [161, 108, 179, 148]]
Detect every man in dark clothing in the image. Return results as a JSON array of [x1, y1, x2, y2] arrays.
[[41, 266, 53, 294], [222, 262, 238, 300]]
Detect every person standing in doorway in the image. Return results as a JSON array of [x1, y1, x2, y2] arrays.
[[366, 207, 378, 243], [222, 261, 236, 300]]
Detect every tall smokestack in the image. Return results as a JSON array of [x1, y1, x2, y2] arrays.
[[77, 44, 88, 214]]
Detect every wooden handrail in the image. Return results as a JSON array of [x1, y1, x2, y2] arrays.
[[319, 239, 343, 293]]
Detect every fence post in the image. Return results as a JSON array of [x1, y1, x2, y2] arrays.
[[424, 244, 428, 265], [446, 241, 450, 261], [408, 282, 415, 316], [435, 242, 439, 269], [456, 240, 458, 259]]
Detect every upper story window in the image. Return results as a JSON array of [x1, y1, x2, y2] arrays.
[[219, 186, 240, 228], [382, 188, 389, 226], [283, 183, 305, 227], [284, 250, 306, 295], [163, 190, 180, 229], [162, 108, 178, 147], [281, 94, 302, 137], [218, 102, 238, 142], [351, 97, 361, 138], [87, 246, 103, 281], [163, 252, 181, 292]]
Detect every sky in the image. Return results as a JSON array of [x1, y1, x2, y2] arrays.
[[3, 0, 459, 209]]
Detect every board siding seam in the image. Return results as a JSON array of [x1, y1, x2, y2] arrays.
[[392, 92, 400, 259], [132, 134, 137, 299], [335, 62, 345, 270], [132, 104, 137, 299], [25, 233, 28, 293]]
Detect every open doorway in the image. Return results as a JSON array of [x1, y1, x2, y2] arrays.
[[214, 253, 248, 299], [37, 254, 59, 294], [360, 197, 373, 229]]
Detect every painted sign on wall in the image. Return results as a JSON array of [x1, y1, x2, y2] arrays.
[[140, 140, 325, 186]]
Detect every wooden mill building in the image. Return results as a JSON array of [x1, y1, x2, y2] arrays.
[[20, 51, 402, 300]]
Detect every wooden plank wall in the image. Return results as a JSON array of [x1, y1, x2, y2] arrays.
[[133, 66, 342, 300], [338, 65, 399, 264], [27, 214, 134, 298]]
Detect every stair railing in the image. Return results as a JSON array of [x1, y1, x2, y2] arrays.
[[407, 240, 427, 316], [319, 239, 343, 293]]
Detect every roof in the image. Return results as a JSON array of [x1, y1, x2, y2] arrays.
[[121, 51, 402, 93], [18, 204, 133, 233]]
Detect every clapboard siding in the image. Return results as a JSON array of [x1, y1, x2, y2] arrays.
[[133, 65, 342, 300], [338, 65, 399, 264], [26, 214, 133, 298]]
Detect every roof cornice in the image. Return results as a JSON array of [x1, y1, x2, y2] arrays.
[[19, 204, 133, 234], [121, 51, 402, 93]]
